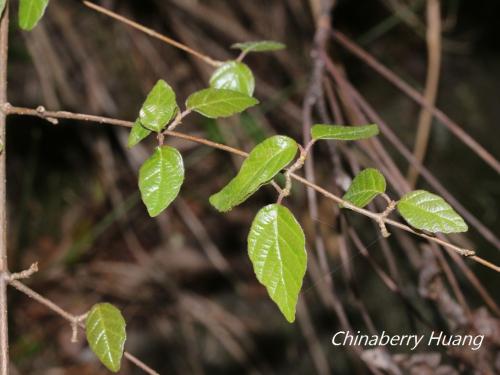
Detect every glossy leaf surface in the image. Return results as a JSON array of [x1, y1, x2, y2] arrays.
[[186, 88, 258, 119], [86, 303, 126, 373], [210, 136, 297, 212], [210, 61, 255, 96], [248, 204, 307, 323], [342, 168, 386, 208], [139, 146, 184, 217], [139, 80, 177, 132], [397, 190, 468, 233]]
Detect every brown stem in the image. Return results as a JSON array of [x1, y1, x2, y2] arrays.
[[0, 5, 8, 374], [4, 105, 497, 271], [407, 0, 442, 187], [83, 1, 224, 68]]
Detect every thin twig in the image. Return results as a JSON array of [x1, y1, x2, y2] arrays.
[[83, 1, 224, 68], [333, 31, 500, 174], [0, 5, 9, 374], [407, 0, 442, 187], [6, 278, 160, 375], [4, 105, 498, 271]]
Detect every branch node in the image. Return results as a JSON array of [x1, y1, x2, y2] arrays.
[[7, 262, 38, 281], [377, 200, 397, 238], [70, 313, 88, 343]]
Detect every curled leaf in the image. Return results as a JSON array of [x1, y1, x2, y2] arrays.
[[127, 119, 151, 148], [139, 80, 178, 132], [232, 40, 286, 54]]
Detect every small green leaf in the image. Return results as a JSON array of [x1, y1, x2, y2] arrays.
[[186, 88, 258, 119], [232, 40, 286, 54], [19, 0, 49, 31], [139, 80, 178, 132], [86, 303, 126, 373], [311, 124, 379, 141], [342, 168, 386, 208], [210, 136, 297, 212], [397, 190, 468, 233], [0, 0, 6, 17], [127, 119, 152, 148], [210, 61, 255, 96], [139, 146, 184, 217], [248, 204, 307, 323]]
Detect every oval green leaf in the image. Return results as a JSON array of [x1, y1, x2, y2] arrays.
[[139, 146, 184, 217], [186, 88, 258, 119], [342, 168, 386, 208], [139, 79, 178, 132], [210, 136, 298, 212], [209, 61, 255, 96], [397, 190, 468, 233], [248, 204, 307, 323], [311, 124, 379, 141], [86, 303, 126, 373], [231, 40, 286, 54], [127, 119, 152, 148], [19, 0, 49, 31]]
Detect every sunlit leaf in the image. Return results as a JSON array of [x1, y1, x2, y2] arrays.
[[139, 80, 178, 132], [139, 146, 184, 217], [232, 40, 286, 54], [397, 190, 468, 233], [127, 119, 151, 148], [311, 124, 379, 141], [210, 61, 255, 96], [248, 204, 307, 323], [19, 0, 49, 31], [210, 136, 297, 212], [342, 168, 386, 208], [86, 303, 126, 373], [186, 88, 258, 119]]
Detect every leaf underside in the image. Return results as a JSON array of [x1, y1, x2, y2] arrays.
[[19, 0, 49, 31], [139, 80, 178, 132], [311, 124, 379, 141], [248, 204, 307, 323], [86, 303, 126, 373], [139, 146, 184, 217], [209, 135, 298, 212], [210, 61, 255, 96], [128, 119, 152, 148], [342, 168, 386, 208], [397, 190, 468, 233], [186, 88, 258, 119]]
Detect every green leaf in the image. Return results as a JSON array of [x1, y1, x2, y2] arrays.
[[139, 80, 178, 132], [0, 0, 6, 17], [342, 168, 386, 208], [232, 40, 286, 54], [139, 146, 184, 217], [186, 88, 258, 119], [311, 124, 379, 141], [397, 190, 468, 233], [127, 119, 152, 148], [86, 303, 126, 373], [210, 61, 255, 96], [19, 0, 49, 31], [248, 204, 307, 323], [210, 136, 297, 212]]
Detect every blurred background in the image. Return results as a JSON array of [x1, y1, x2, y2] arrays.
[[5, 0, 500, 373]]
